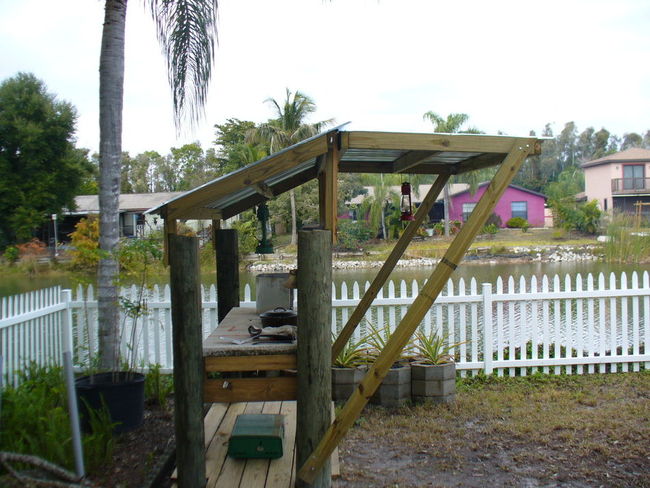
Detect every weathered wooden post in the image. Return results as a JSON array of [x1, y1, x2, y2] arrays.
[[169, 235, 206, 488], [215, 229, 239, 322], [296, 229, 332, 488]]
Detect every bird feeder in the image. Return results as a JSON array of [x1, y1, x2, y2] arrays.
[[400, 182, 415, 221], [256, 203, 274, 254]]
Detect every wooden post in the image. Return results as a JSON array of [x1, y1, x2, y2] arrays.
[[298, 139, 535, 484], [331, 173, 450, 361], [318, 133, 339, 243], [296, 229, 332, 488], [169, 235, 206, 488], [216, 229, 239, 323]]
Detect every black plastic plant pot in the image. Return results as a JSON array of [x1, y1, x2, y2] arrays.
[[75, 372, 145, 434]]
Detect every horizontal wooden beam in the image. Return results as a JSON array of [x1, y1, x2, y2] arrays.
[[348, 131, 539, 155], [204, 376, 297, 403], [167, 207, 222, 221], [204, 354, 297, 372], [454, 153, 507, 174], [220, 167, 318, 220]]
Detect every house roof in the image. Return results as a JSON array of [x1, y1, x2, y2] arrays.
[[149, 127, 543, 220], [581, 148, 650, 168], [449, 182, 547, 199], [69, 192, 184, 215]]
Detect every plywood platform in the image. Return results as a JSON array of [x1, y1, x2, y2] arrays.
[[171, 401, 339, 488]]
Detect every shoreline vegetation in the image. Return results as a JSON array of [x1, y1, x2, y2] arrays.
[[4, 225, 650, 296]]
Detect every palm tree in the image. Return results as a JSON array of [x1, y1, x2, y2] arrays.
[[422, 111, 482, 236], [97, 0, 218, 370], [248, 89, 332, 245]]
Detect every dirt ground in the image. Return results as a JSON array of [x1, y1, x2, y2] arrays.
[[334, 373, 650, 488], [83, 372, 648, 488]]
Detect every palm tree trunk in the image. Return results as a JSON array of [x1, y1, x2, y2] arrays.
[[97, 0, 127, 371], [290, 189, 298, 246]]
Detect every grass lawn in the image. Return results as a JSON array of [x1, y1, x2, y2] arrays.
[[335, 372, 649, 487]]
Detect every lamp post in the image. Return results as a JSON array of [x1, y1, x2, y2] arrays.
[[52, 213, 58, 258]]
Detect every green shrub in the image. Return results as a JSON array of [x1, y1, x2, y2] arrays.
[[230, 218, 258, 256], [2, 245, 19, 265], [145, 364, 174, 409], [481, 223, 499, 236], [485, 212, 502, 228], [0, 364, 113, 472], [506, 217, 528, 229], [337, 220, 374, 250]]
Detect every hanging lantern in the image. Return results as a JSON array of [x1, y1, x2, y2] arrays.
[[255, 202, 274, 254], [400, 182, 415, 221]]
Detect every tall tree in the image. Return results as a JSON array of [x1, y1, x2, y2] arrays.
[[621, 132, 643, 151], [248, 89, 332, 245], [422, 111, 481, 235], [97, 0, 218, 370], [0, 73, 92, 248]]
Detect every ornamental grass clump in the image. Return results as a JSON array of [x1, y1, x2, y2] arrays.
[[413, 329, 466, 365]]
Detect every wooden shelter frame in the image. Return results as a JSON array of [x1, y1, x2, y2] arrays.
[[151, 128, 542, 485]]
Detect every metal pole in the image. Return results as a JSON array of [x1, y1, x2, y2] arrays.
[[63, 351, 85, 478], [61, 289, 85, 479], [52, 213, 59, 258]]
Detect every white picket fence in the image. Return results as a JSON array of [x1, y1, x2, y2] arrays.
[[1, 271, 649, 385]]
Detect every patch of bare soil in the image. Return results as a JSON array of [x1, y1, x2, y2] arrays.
[[333, 373, 650, 488], [87, 401, 175, 488]]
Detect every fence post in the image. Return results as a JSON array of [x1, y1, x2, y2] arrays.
[[482, 283, 493, 375]]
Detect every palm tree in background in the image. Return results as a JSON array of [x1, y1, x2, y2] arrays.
[[97, 0, 218, 370], [422, 111, 482, 236], [248, 89, 332, 245]]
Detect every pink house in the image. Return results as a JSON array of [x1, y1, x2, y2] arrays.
[[449, 183, 547, 227], [581, 148, 650, 214]]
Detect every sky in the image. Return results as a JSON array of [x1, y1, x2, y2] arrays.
[[1, 0, 649, 156]]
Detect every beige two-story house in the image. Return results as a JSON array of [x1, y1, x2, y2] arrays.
[[581, 148, 650, 215]]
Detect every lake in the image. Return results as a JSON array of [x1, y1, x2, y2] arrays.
[[2, 259, 649, 298]]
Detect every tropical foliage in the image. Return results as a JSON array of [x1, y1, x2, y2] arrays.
[[0, 73, 92, 249], [97, 0, 218, 370]]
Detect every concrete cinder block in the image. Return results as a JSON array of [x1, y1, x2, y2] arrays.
[[412, 378, 455, 397]]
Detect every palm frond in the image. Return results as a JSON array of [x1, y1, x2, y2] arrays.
[[149, 0, 219, 129]]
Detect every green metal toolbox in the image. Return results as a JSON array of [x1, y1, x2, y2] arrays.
[[227, 414, 285, 459]]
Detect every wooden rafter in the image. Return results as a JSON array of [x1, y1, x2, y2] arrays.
[[297, 138, 536, 483], [393, 150, 438, 173], [164, 135, 329, 219]]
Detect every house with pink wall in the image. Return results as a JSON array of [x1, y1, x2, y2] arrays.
[[449, 183, 547, 227], [581, 148, 650, 214]]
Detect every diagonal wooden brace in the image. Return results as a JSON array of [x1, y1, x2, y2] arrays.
[[331, 173, 450, 361], [298, 138, 535, 484]]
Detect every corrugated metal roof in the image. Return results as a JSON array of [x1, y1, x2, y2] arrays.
[[149, 128, 543, 220]]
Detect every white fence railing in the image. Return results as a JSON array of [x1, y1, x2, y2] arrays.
[[2, 271, 649, 385]]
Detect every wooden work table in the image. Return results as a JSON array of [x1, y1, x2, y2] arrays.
[[203, 307, 298, 403]]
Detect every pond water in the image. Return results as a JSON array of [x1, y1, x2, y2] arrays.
[[2, 259, 649, 298]]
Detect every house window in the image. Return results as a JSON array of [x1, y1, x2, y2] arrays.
[[462, 203, 476, 221], [623, 164, 645, 190], [511, 201, 528, 220]]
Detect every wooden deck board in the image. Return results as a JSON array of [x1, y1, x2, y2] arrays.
[[172, 401, 339, 488]]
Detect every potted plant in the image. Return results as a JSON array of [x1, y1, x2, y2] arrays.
[[411, 328, 465, 404], [331, 332, 370, 401], [76, 237, 161, 434], [365, 322, 412, 407]]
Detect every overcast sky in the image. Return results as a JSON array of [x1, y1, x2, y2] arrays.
[[1, 0, 649, 155]]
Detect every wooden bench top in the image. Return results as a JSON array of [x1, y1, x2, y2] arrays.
[[203, 308, 297, 358]]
